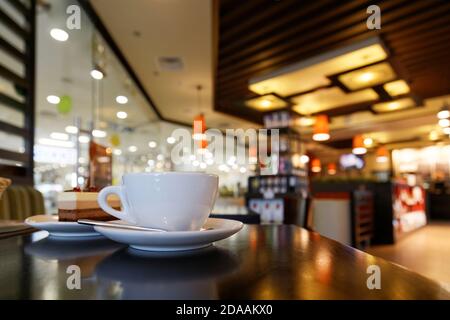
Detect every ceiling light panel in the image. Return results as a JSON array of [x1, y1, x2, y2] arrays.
[[372, 97, 416, 113], [248, 41, 388, 96], [292, 87, 378, 115], [245, 94, 288, 111], [338, 62, 396, 91], [383, 80, 410, 97]]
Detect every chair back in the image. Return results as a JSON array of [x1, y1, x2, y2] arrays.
[[0, 186, 45, 220]]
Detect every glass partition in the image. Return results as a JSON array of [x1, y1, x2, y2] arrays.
[[34, 0, 252, 213]]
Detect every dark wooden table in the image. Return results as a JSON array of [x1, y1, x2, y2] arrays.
[[0, 224, 448, 299]]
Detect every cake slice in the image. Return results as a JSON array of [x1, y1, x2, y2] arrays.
[[58, 190, 120, 221]]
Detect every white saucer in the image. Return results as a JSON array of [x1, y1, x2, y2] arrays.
[[94, 218, 243, 251], [25, 215, 102, 238]]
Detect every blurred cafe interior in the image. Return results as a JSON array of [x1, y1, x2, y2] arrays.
[[0, 0, 450, 296]]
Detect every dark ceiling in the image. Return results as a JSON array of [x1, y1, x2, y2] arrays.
[[214, 0, 450, 124]]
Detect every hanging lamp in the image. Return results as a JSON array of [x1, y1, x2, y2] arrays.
[[376, 146, 389, 163], [312, 115, 330, 141], [311, 158, 321, 173], [352, 135, 367, 155], [327, 162, 337, 175]]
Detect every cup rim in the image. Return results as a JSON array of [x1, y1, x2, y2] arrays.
[[122, 172, 218, 179]]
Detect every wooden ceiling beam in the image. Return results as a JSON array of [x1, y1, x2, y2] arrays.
[[219, 0, 267, 28], [217, 1, 445, 89], [220, 0, 303, 44], [218, 0, 429, 78], [383, 5, 450, 42], [386, 18, 450, 49], [401, 46, 450, 68], [392, 29, 450, 56], [219, 0, 339, 60], [219, 0, 377, 69]]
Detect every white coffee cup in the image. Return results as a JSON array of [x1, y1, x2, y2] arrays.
[[98, 172, 219, 231]]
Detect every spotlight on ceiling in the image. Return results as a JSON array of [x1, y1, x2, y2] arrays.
[[116, 111, 128, 119], [116, 95, 128, 104], [46, 95, 60, 104], [50, 28, 69, 41], [90, 68, 104, 80]]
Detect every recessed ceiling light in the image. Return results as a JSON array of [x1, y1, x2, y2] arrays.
[[157, 154, 164, 161], [339, 62, 396, 90], [92, 129, 107, 138], [148, 141, 157, 148], [443, 127, 450, 135], [358, 72, 375, 82], [147, 159, 155, 166], [50, 132, 69, 141], [372, 98, 415, 113], [439, 118, 450, 127], [387, 102, 400, 110], [38, 138, 74, 148], [116, 111, 128, 119], [293, 88, 378, 115], [245, 94, 287, 111], [116, 95, 128, 104], [46, 95, 60, 104], [363, 137, 373, 147], [50, 28, 69, 41], [78, 135, 90, 144], [113, 149, 122, 156], [260, 99, 272, 108], [383, 80, 410, 97], [128, 145, 137, 152], [90, 69, 103, 80], [65, 125, 78, 134], [437, 109, 450, 119], [166, 136, 176, 144]]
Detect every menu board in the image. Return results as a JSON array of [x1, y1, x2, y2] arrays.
[[392, 182, 427, 235]]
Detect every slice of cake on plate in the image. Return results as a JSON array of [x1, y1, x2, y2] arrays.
[[58, 188, 120, 221]]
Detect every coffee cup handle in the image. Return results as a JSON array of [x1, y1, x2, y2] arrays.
[[98, 186, 136, 224]]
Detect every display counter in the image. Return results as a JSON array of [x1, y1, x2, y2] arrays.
[[312, 192, 352, 246], [312, 180, 426, 245]]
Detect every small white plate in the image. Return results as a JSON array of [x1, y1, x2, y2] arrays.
[[94, 218, 243, 252], [25, 215, 102, 238]]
